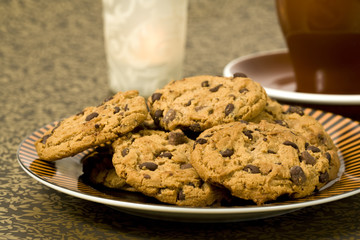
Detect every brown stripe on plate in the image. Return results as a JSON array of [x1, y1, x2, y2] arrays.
[[305, 108, 323, 120], [334, 130, 359, 148], [18, 148, 38, 159], [316, 111, 335, 125], [343, 150, 360, 162], [322, 115, 344, 133], [328, 120, 358, 143]]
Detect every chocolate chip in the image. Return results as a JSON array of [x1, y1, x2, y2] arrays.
[[41, 134, 51, 144], [263, 137, 268, 141], [243, 165, 260, 174], [143, 174, 151, 179], [283, 140, 298, 150], [177, 190, 186, 200], [319, 171, 329, 183], [121, 148, 129, 157], [139, 162, 158, 171], [220, 149, 234, 157], [195, 106, 206, 112], [307, 145, 321, 153], [201, 81, 210, 87], [103, 96, 113, 103], [267, 150, 276, 154], [164, 109, 176, 123], [225, 103, 234, 116], [264, 110, 274, 117], [85, 112, 99, 121], [189, 123, 201, 132], [180, 163, 193, 169], [286, 106, 304, 116], [159, 152, 173, 159], [151, 93, 162, 102], [274, 120, 289, 128], [239, 88, 249, 93], [317, 134, 326, 145], [184, 99, 192, 106], [325, 152, 331, 162], [228, 94, 236, 100], [233, 72, 247, 78], [209, 84, 223, 92], [153, 109, 163, 124], [290, 166, 306, 185], [76, 111, 84, 116], [52, 122, 61, 133], [300, 151, 316, 165], [124, 104, 129, 111], [195, 138, 207, 144], [242, 130, 253, 140], [168, 131, 187, 145], [113, 106, 120, 113], [94, 124, 100, 129]]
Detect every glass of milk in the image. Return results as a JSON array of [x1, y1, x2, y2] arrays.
[[102, 0, 188, 97]]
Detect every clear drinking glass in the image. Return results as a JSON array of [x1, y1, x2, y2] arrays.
[[102, 0, 188, 97]]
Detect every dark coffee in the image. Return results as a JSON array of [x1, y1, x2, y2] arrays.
[[276, 0, 360, 94]]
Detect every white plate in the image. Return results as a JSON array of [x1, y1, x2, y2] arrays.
[[223, 49, 360, 105], [17, 112, 360, 222]]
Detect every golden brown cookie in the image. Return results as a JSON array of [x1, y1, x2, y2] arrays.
[[35, 90, 148, 161], [191, 121, 339, 205], [249, 99, 340, 181], [112, 129, 225, 206], [147, 75, 267, 132]]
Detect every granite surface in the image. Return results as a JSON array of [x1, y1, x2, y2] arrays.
[[1, 0, 360, 239]]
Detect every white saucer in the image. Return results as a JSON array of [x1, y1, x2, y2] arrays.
[[223, 49, 360, 105]]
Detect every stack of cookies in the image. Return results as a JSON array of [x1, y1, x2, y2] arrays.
[[35, 75, 340, 206]]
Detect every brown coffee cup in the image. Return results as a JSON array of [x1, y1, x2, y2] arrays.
[[276, 0, 360, 94]]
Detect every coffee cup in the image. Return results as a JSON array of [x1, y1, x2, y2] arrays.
[[276, 0, 360, 94]]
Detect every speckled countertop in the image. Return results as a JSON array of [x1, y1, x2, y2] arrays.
[[1, 0, 360, 239]]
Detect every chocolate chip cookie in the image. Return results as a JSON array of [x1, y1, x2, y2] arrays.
[[35, 90, 148, 161], [281, 112, 340, 181], [112, 129, 225, 206], [191, 121, 339, 205], [249, 100, 340, 181], [148, 75, 267, 132]]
